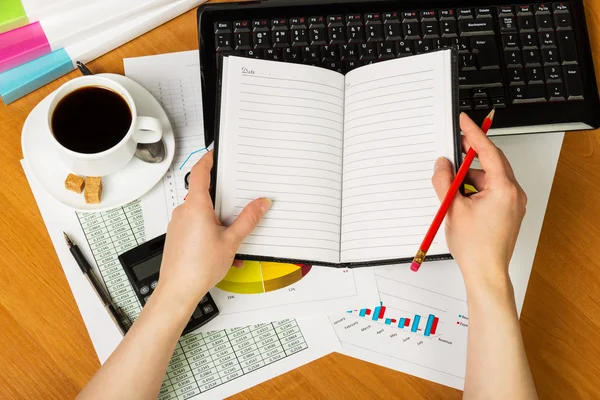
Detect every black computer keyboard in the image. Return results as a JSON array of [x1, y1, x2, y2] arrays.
[[212, 3, 582, 112], [198, 0, 600, 141]]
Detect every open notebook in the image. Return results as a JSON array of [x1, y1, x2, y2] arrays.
[[213, 50, 460, 267]]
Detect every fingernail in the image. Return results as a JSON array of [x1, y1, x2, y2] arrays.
[[260, 198, 272, 213]]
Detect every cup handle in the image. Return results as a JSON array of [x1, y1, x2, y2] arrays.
[[132, 116, 163, 144]]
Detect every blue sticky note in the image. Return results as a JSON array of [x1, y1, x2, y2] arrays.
[[0, 48, 73, 104]]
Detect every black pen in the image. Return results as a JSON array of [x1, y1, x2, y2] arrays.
[[64, 232, 130, 336]]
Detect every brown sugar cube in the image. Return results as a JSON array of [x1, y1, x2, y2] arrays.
[[65, 174, 85, 194], [84, 177, 103, 204]]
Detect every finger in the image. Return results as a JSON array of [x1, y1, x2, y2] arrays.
[[233, 260, 244, 268], [226, 198, 272, 246], [460, 113, 508, 180], [431, 158, 455, 201], [187, 151, 214, 205], [465, 168, 486, 191]]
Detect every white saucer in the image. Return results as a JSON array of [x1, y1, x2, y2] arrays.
[[22, 73, 175, 212]]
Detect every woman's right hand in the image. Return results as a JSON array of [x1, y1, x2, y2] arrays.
[[431, 113, 527, 293]]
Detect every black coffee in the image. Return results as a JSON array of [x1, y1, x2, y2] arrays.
[[52, 86, 132, 154]]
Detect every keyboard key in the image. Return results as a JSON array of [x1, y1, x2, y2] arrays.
[[518, 16, 536, 33], [534, 4, 551, 14], [497, 6, 514, 17], [340, 44, 358, 60], [536, 15, 554, 32], [215, 22, 232, 33], [505, 50, 523, 67], [459, 54, 477, 71], [396, 40, 414, 57], [325, 61, 344, 73], [347, 25, 365, 43], [557, 31, 578, 64], [264, 48, 282, 61], [290, 17, 307, 29], [458, 8, 474, 19], [309, 16, 326, 28], [554, 14, 572, 30], [524, 49, 542, 66], [508, 85, 529, 103], [321, 45, 340, 62], [402, 11, 419, 22], [539, 32, 556, 48], [421, 21, 440, 38], [421, 10, 437, 21], [272, 18, 288, 30], [310, 27, 327, 45], [328, 26, 345, 44], [366, 24, 384, 42], [346, 14, 363, 26], [403, 22, 421, 39], [492, 97, 507, 108], [365, 13, 382, 24], [472, 88, 487, 98], [346, 60, 360, 72], [456, 37, 470, 53], [526, 67, 544, 84], [385, 21, 403, 40], [517, 5, 533, 16], [358, 43, 376, 60], [520, 33, 539, 49], [471, 36, 500, 69], [328, 15, 344, 27], [542, 48, 559, 66], [302, 46, 320, 63], [384, 12, 400, 23], [459, 69, 503, 88], [272, 30, 290, 48], [476, 7, 493, 18], [216, 34, 233, 51], [235, 33, 252, 50], [434, 38, 453, 49], [253, 31, 270, 49], [460, 19, 495, 36], [244, 49, 261, 58], [502, 34, 520, 49], [415, 39, 434, 54], [474, 98, 490, 110], [553, 3, 570, 13], [507, 67, 526, 85], [378, 42, 396, 59], [545, 66, 563, 82], [499, 17, 518, 33], [547, 83, 566, 101], [460, 99, 473, 110], [283, 47, 302, 63], [440, 9, 456, 20], [563, 65, 584, 99], [291, 28, 308, 46], [234, 21, 251, 33], [253, 20, 269, 32], [441, 20, 458, 37]]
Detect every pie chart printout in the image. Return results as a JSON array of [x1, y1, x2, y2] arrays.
[[216, 261, 313, 294]]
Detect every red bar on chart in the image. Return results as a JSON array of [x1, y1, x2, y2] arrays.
[[378, 306, 386, 319], [365, 309, 371, 315], [430, 317, 440, 335], [404, 318, 411, 327]]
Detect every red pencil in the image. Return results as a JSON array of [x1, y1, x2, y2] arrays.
[[410, 109, 496, 272]]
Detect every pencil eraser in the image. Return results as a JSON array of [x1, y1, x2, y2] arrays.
[[410, 262, 421, 272]]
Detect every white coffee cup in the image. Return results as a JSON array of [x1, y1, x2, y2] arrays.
[[47, 76, 162, 177]]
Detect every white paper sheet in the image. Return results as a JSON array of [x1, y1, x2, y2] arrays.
[[328, 132, 565, 390]]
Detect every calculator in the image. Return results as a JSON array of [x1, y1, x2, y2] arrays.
[[118, 234, 220, 335]]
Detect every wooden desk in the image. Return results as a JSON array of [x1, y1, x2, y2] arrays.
[[1, 3, 600, 399]]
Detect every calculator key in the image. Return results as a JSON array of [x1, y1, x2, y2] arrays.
[[557, 31, 578, 64], [140, 286, 150, 295], [545, 66, 563, 82], [563, 65, 584, 100], [192, 307, 204, 319], [151, 280, 158, 289], [547, 83, 567, 101], [202, 304, 215, 314], [554, 13, 572, 30]]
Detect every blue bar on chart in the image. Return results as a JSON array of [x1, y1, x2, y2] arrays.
[[359, 309, 367, 317], [384, 318, 397, 325], [424, 314, 435, 336], [398, 318, 406, 328], [411, 315, 421, 333], [372, 305, 381, 321]]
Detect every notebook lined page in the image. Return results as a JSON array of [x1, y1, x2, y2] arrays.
[[340, 51, 455, 263], [216, 57, 345, 264]]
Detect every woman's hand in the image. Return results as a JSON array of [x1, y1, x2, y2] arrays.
[[155, 151, 271, 311], [432, 113, 527, 293]]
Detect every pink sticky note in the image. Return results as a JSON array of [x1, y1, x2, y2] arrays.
[[0, 22, 51, 73]]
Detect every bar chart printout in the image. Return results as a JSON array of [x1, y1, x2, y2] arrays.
[[349, 303, 441, 337]]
